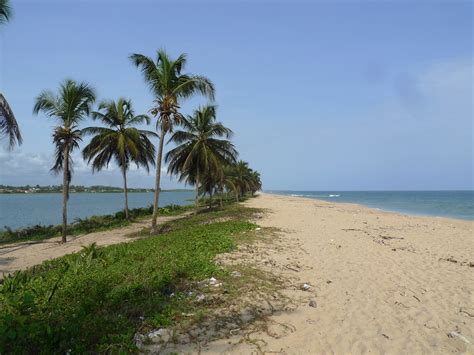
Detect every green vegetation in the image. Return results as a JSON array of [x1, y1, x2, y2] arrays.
[[0, 184, 157, 194], [0, 2, 21, 149], [0, 94, 22, 150], [130, 49, 216, 233], [166, 105, 238, 209], [0, 204, 189, 245], [83, 98, 157, 219], [33, 79, 97, 242], [0, 204, 261, 353]]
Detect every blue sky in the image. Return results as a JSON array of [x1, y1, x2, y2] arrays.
[[0, 0, 472, 190]]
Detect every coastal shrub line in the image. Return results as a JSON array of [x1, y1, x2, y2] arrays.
[[0, 205, 259, 353], [0, 204, 190, 245]]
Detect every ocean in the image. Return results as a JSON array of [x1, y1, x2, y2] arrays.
[[268, 191, 474, 221], [0, 191, 195, 230]]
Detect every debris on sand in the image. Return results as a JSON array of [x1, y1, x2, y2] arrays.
[[447, 331, 471, 344], [301, 283, 312, 291]]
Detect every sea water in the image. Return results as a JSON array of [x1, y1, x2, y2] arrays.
[[268, 191, 474, 220], [0, 191, 194, 230]]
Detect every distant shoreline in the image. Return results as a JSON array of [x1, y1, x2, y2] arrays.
[[0, 187, 192, 194]]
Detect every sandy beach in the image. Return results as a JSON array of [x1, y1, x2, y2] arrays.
[[1, 193, 473, 353], [196, 192, 474, 354]]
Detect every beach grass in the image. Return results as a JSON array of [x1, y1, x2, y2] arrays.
[[0, 204, 191, 245], [0, 203, 262, 353]]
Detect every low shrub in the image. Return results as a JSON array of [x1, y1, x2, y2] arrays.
[[0, 207, 256, 353], [0, 204, 191, 244]]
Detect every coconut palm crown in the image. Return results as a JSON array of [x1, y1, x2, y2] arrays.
[[33, 79, 96, 242], [82, 98, 157, 219], [130, 49, 215, 230], [166, 105, 237, 208]]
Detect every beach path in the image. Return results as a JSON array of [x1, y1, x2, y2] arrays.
[[198, 193, 474, 354], [0, 214, 188, 278]]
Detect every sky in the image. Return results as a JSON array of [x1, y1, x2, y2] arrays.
[[0, 0, 472, 190]]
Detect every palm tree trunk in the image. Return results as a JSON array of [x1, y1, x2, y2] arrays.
[[61, 146, 69, 243], [122, 166, 129, 220], [151, 127, 166, 233], [195, 166, 200, 210], [209, 189, 213, 208]]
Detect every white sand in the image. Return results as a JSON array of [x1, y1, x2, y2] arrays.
[[198, 193, 474, 354]]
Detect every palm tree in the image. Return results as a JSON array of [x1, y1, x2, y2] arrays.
[[0, 0, 12, 25], [165, 105, 237, 210], [224, 161, 262, 201], [230, 161, 251, 201], [0, 94, 22, 149], [249, 170, 262, 195], [0, 2, 21, 149], [82, 98, 157, 219], [33, 79, 96, 242], [130, 50, 215, 231]]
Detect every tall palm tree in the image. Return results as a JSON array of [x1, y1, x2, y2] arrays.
[[130, 50, 215, 231], [33, 79, 96, 242], [165, 105, 237, 210], [0, 94, 22, 149], [0, 0, 12, 25], [82, 98, 157, 219]]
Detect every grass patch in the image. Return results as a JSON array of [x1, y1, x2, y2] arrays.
[[0, 203, 260, 353], [0, 204, 191, 245]]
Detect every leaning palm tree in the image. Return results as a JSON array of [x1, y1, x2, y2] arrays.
[[165, 105, 237, 210], [82, 98, 157, 219], [0, 0, 12, 25], [33, 79, 96, 242], [130, 49, 215, 231], [0, 93, 22, 149]]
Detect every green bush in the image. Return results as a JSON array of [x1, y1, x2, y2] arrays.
[[0, 210, 255, 353], [0, 204, 190, 244]]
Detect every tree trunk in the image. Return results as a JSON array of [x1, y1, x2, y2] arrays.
[[195, 165, 200, 211], [151, 127, 166, 233], [209, 189, 213, 208], [122, 166, 129, 220], [61, 146, 69, 243]]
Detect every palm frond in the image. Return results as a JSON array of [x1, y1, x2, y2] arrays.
[[0, 93, 22, 149]]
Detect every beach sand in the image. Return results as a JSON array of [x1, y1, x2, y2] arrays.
[[193, 193, 473, 354], [1, 193, 473, 353]]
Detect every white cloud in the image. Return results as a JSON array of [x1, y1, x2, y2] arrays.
[[0, 150, 51, 176]]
